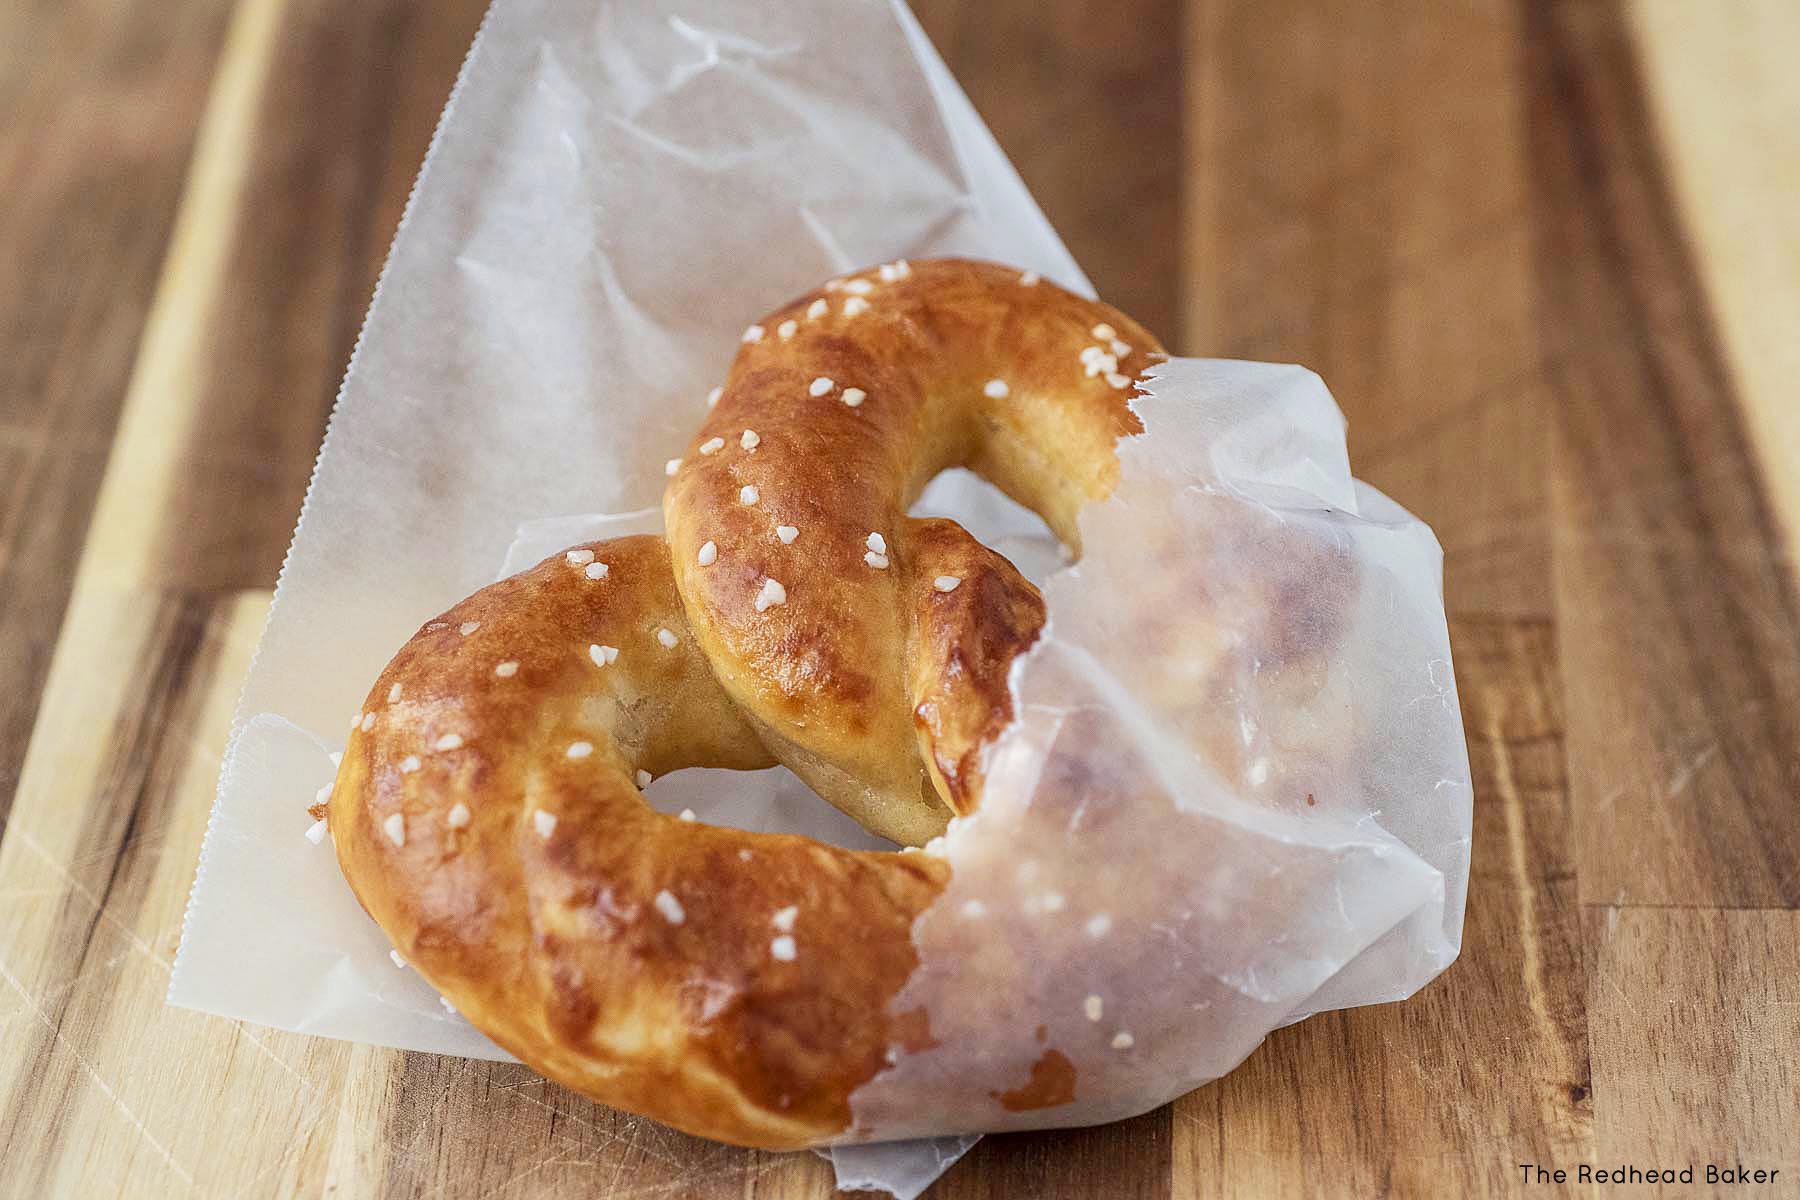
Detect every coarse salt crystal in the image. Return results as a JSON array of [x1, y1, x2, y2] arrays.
[[567, 549, 595, 565], [739, 485, 759, 505], [755, 578, 787, 611], [459, 621, 480, 636], [446, 803, 471, 829], [742, 324, 764, 343], [864, 551, 889, 569], [740, 429, 760, 450], [305, 819, 328, 844], [434, 733, 463, 751], [699, 437, 725, 455], [495, 660, 519, 677], [808, 376, 834, 396], [770, 935, 797, 961], [656, 628, 679, 648], [697, 540, 717, 566], [866, 531, 886, 554], [933, 576, 961, 592], [843, 296, 870, 316], [771, 905, 798, 932], [383, 813, 405, 846], [567, 741, 594, 759], [841, 387, 865, 407], [533, 809, 557, 838], [654, 889, 685, 924], [584, 561, 609, 580], [777, 319, 797, 339], [776, 525, 799, 544], [806, 298, 827, 319]]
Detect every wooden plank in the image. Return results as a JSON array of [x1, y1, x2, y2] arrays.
[[1587, 907, 1800, 1190], [0, 591, 366, 1197], [937, 1115, 1171, 1200], [1628, 0, 1800, 558], [0, 0, 237, 821], [1525, 0, 1800, 910]]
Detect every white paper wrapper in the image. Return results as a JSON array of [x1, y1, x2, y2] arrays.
[[170, 0, 1471, 1194]]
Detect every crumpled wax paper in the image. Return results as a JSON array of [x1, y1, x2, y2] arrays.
[[169, 0, 1472, 1195], [843, 356, 1469, 1143]]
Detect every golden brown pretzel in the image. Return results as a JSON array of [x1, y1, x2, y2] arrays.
[[664, 258, 1164, 844], [331, 536, 946, 1149], [327, 259, 1168, 1147]]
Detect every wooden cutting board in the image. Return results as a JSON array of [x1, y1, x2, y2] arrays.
[[3, 0, 1796, 1195]]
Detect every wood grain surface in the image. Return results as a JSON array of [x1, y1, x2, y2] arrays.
[[2, 0, 1796, 1196]]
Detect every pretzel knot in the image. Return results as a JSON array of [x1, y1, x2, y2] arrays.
[[330, 259, 1166, 1148]]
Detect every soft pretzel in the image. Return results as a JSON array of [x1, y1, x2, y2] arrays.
[[328, 259, 1168, 1148], [664, 258, 1163, 844]]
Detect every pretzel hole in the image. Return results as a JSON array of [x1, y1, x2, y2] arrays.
[[908, 467, 1064, 585], [637, 764, 896, 852]]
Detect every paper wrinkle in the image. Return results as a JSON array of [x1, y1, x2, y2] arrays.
[[825, 1135, 983, 1200], [168, 0, 1470, 1193]]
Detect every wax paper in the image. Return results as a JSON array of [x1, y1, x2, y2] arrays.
[[170, 0, 1472, 1194]]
